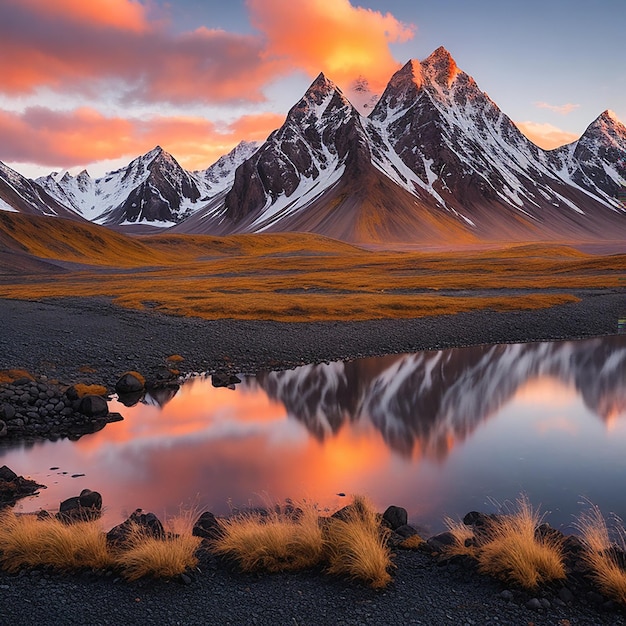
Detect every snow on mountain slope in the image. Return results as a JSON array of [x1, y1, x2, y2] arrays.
[[8, 46, 626, 242], [188, 47, 626, 243], [366, 47, 626, 240], [0, 161, 81, 220], [193, 141, 260, 196], [38, 147, 213, 226], [545, 110, 626, 211]]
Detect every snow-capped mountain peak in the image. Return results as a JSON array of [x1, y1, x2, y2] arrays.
[[421, 46, 461, 88]]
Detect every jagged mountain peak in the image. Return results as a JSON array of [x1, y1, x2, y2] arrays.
[[603, 109, 623, 124], [285, 72, 355, 127], [421, 46, 461, 88], [587, 109, 626, 136]]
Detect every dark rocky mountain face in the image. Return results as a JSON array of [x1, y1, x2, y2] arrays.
[[195, 47, 626, 243], [2, 47, 625, 242], [0, 162, 82, 221], [98, 147, 204, 224], [547, 111, 626, 210]]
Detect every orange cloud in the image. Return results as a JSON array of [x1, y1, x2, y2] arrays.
[[0, 2, 279, 104], [514, 121, 579, 149], [0, 107, 284, 171], [12, 0, 150, 32], [248, 0, 414, 92]]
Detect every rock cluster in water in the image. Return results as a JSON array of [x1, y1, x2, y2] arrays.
[[0, 465, 45, 507], [0, 375, 122, 441]]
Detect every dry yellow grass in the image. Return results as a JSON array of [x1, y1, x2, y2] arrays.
[[574, 503, 626, 605], [0, 509, 201, 581], [442, 516, 478, 558], [1, 212, 623, 321], [212, 496, 393, 588], [0, 511, 113, 573], [399, 534, 424, 550], [72, 383, 108, 398], [324, 496, 393, 589], [113, 528, 201, 581], [212, 501, 325, 573], [0, 369, 34, 383], [475, 496, 565, 589]]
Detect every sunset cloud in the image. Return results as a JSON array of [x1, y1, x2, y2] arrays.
[[247, 0, 414, 92], [514, 121, 579, 149], [13, 0, 151, 32], [0, 2, 280, 104], [534, 101, 581, 115], [0, 107, 284, 171]]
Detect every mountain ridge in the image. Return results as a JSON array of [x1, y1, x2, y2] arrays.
[[2, 47, 625, 244]]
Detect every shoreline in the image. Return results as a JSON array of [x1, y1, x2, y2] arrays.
[[0, 289, 623, 388], [0, 292, 625, 624]]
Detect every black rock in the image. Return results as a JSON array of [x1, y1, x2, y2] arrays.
[[0, 465, 18, 482], [115, 373, 145, 395], [78, 395, 108, 418], [192, 511, 222, 540], [106, 509, 165, 548], [0, 403, 15, 421], [426, 531, 457, 552], [382, 505, 408, 530], [211, 372, 242, 389]]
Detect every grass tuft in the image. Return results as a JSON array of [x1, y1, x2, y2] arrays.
[[212, 501, 325, 573], [574, 503, 626, 605], [442, 516, 477, 558], [72, 383, 108, 398], [0, 369, 34, 384], [113, 526, 200, 581], [324, 495, 393, 589], [475, 495, 565, 589], [0, 510, 112, 572]]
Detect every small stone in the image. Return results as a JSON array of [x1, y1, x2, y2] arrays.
[[499, 590, 514, 601], [558, 587, 574, 604], [525, 598, 542, 610]]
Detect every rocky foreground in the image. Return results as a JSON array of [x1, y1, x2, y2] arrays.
[[0, 481, 624, 626], [0, 291, 625, 624]]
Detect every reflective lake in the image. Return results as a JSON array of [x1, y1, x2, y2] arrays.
[[3, 335, 626, 535]]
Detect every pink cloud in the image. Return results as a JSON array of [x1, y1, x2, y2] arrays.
[[13, 0, 151, 32], [0, 107, 284, 171], [514, 121, 579, 149], [534, 101, 581, 115], [0, 2, 283, 104], [247, 0, 415, 92]]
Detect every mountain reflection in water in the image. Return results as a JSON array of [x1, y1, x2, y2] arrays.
[[2, 335, 626, 534], [250, 337, 626, 459]]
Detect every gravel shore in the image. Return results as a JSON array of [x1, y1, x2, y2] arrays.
[[0, 290, 625, 625], [0, 289, 623, 388]]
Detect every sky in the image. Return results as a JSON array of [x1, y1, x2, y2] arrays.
[[1, 0, 624, 178]]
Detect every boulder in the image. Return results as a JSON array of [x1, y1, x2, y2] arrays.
[[426, 531, 457, 553], [0, 466, 45, 506], [0, 420, 6, 437], [115, 372, 145, 395], [58, 488, 103, 521], [0, 403, 15, 421], [0, 465, 18, 482], [106, 509, 165, 548], [211, 372, 242, 389], [78, 395, 108, 418], [382, 505, 408, 530], [192, 511, 222, 540]]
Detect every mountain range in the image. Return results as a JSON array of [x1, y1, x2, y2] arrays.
[[1, 47, 625, 244]]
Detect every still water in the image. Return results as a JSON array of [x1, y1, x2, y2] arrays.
[[3, 335, 626, 534]]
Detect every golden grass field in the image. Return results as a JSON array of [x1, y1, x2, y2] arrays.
[[0, 212, 624, 321]]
